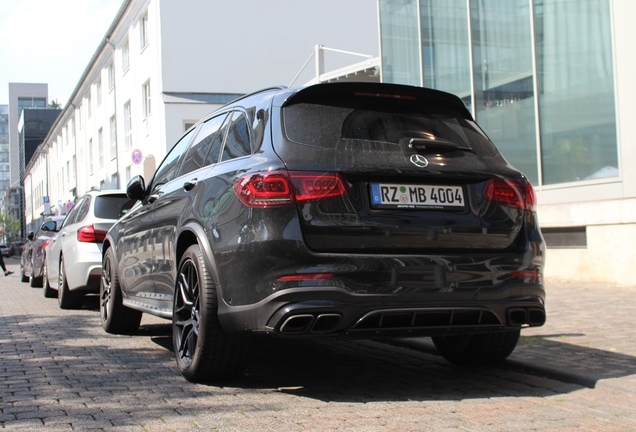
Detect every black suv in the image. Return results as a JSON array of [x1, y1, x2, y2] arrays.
[[101, 82, 545, 382]]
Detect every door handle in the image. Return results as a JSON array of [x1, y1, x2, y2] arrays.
[[148, 194, 160, 203], [184, 179, 198, 191]]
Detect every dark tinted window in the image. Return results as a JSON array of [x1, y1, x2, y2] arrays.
[[283, 102, 498, 156], [221, 111, 251, 161], [152, 128, 196, 189], [94, 195, 136, 219], [179, 113, 228, 176]]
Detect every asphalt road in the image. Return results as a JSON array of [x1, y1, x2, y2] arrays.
[[1, 256, 635, 431]]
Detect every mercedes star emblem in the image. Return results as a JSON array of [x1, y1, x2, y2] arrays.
[[410, 154, 429, 168]]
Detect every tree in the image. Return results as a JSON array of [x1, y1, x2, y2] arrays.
[[48, 99, 61, 109], [0, 213, 21, 243]]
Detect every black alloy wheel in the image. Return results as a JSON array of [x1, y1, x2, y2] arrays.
[[57, 255, 83, 309], [172, 244, 249, 383], [100, 248, 142, 334], [42, 258, 56, 298], [432, 330, 521, 367]]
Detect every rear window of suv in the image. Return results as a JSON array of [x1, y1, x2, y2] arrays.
[[283, 101, 498, 156], [94, 195, 136, 220]]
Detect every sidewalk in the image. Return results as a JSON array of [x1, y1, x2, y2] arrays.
[[1, 258, 635, 431]]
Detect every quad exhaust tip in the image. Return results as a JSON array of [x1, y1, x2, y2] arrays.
[[279, 313, 342, 334], [507, 307, 545, 326]]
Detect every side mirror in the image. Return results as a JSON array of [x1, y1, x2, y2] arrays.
[[127, 175, 146, 201], [27, 232, 34, 241], [41, 221, 58, 232]]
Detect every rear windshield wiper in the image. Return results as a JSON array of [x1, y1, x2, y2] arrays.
[[399, 136, 475, 153]]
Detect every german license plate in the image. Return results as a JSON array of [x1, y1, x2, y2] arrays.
[[370, 183, 465, 209]]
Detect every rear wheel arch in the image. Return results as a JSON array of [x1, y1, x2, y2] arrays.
[[178, 223, 221, 291]]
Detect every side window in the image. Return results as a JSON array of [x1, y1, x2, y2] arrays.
[[178, 113, 228, 177], [220, 111, 251, 162], [60, 197, 84, 228], [151, 127, 196, 190], [75, 196, 92, 223]]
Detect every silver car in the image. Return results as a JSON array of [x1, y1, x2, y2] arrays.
[[43, 190, 135, 309]]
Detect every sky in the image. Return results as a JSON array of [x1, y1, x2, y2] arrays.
[[0, 0, 123, 106]]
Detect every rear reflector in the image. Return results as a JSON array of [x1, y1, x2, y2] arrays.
[[484, 178, 537, 212], [234, 170, 347, 207], [77, 225, 108, 243], [277, 273, 333, 281]]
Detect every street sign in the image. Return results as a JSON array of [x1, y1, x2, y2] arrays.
[[132, 149, 143, 165]]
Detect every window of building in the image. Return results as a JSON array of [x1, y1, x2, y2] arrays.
[[142, 80, 151, 119], [70, 118, 75, 137], [110, 115, 117, 159], [72, 155, 76, 179], [96, 77, 102, 106], [125, 165, 131, 184], [124, 100, 132, 149], [87, 93, 92, 118], [534, 0, 618, 185], [140, 13, 149, 49], [469, 0, 538, 185], [111, 172, 119, 189], [89, 138, 94, 175], [108, 63, 115, 91], [122, 39, 130, 72], [78, 104, 83, 129], [98, 127, 104, 167], [378, 0, 619, 188], [17, 97, 46, 115]]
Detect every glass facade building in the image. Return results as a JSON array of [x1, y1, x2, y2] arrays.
[[380, 0, 618, 188]]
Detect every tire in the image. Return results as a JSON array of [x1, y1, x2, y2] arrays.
[[20, 263, 29, 283], [29, 273, 43, 288], [432, 330, 521, 367], [172, 244, 249, 383], [42, 258, 56, 298], [100, 248, 142, 334], [57, 255, 84, 309]]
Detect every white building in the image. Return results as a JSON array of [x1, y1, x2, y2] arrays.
[[25, 0, 378, 223]]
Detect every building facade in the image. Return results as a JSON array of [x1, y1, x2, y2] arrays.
[[8, 83, 48, 186], [0, 105, 9, 197], [25, 0, 378, 223], [378, 0, 634, 284]]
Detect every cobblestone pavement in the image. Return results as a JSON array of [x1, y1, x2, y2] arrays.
[[1, 257, 635, 431]]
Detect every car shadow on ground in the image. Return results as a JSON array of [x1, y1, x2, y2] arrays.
[[144, 322, 636, 399], [2, 309, 634, 406]]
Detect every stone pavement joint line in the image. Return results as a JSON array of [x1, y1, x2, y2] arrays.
[[1, 258, 635, 431]]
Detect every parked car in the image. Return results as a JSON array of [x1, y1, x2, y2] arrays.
[[100, 82, 546, 383], [9, 241, 24, 256], [43, 191, 135, 308], [21, 216, 66, 287], [0, 244, 9, 257]]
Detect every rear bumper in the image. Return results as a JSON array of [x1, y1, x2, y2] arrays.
[[217, 281, 545, 338]]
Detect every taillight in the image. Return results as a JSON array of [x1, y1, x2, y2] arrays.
[[234, 170, 348, 207], [43, 239, 51, 249], [484, 178, 537, 212], [77, 225, 108, 243]]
